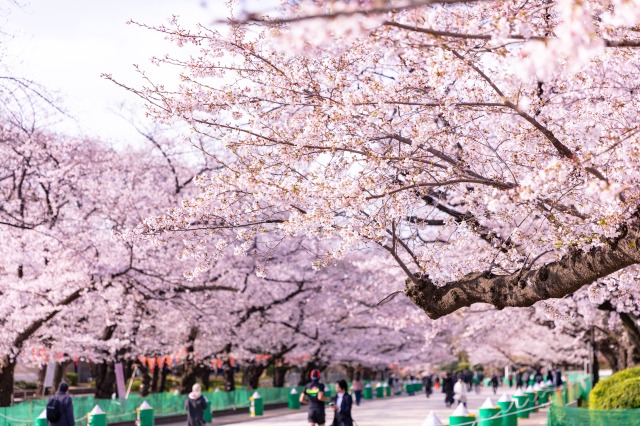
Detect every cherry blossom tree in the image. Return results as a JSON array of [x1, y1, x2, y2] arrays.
[[108, 0, 640, 321]]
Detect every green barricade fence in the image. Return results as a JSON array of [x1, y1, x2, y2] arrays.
[[0, 386, 305, 426], [548, 404, 640, 426]]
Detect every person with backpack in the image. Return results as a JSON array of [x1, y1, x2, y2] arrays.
[[185, 383, 208, 426], [47, 382, 74, 426]]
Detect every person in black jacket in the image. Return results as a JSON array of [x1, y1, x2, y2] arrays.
[[185, 384, 208, 426], [442, 372, 455, 408], [331, 379, 353, 426], [48, 382, 74, 426]]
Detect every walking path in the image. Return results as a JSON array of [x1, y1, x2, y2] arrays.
[[168, 387, 548, 426]]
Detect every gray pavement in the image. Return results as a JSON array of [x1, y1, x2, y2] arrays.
[[168, 387, 548, 426]]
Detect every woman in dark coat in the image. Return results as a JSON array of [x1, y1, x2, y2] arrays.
[[442, 372, 455, 408], [331, 379, 353, 426], [185, 384, 208, 426]]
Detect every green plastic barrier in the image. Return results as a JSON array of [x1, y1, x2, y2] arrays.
[[478, 407, 500, 426], [33, 410, 47, 426], [288, 388, 300, 409], [548, 404, 640, 426], [137, 401, 153, 426], [249, 392, 263, 417], [496, 400, 516, 426], [513, 394, 529, 419], [363, 384, 373, 400], [202, 399, 212, 423], [0, 386, 307, 426], [449, 415, 477, 425]]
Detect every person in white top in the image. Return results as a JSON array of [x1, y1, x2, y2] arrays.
[[453, 376, 468, 407]]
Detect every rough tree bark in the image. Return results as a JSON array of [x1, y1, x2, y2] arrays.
[[273, 365, 290, 388], [180, 326, 199, 394], [94, 361, 117, 399], [344, 366, 355, 382], [36, 364, 46, 396], [0, 357, 16, 406], [242, 363, 266, 390], [0, 287, 84, 406], [199, 365, 211, 390], [52, 360, 71, 391], [223, 362, 235, 392], [406, 222, 640, 319], [151, 365, 160, 393], [139, 365, 151, 397], [159, 366, 169, 393]]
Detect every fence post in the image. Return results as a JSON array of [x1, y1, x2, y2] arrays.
[[249, 391, 263, 417], [34, 410, 47, 426], [375, 382, 384, 398], [449, 402, 476, 426], [513, 389, 529, 419], [421, 411, 444, 426], [88, 405, 106, 426], [478, 397, 501, 426], [288, 388, 300, 409], [363, 383, 373, 400], [496, 394, 517, 426], [137, 401, 154, 426]]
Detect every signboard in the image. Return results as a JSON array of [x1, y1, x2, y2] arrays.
[[115, 362, 127, 399], [44, 361, 56, 389]]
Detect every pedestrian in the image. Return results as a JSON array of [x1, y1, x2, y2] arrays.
[[546, 368, 554, 384], [351, 372, 364, 406], [442, 372, 455, 408], [423, 374, 433, 398], [515, 370, 523, 388], [330, 379, 353, 426], [554, 369, 563, 388], [472, 371, 481, 394], [185, 383, 208, 426], [46, 382, 74, 426], [535, 368, 543, 384], [464, 369, 473, 392], [300, 370, 329, 426], [490, 374, 499, 395], [453, 376, 468, 408]]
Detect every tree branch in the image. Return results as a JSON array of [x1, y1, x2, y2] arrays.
[[405, 222, 640, 318]]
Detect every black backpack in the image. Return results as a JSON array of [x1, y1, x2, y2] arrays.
[[46, 396, 62, 423]]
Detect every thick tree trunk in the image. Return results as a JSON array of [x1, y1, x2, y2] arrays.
[[242, 364, 266, 390], [151, 365, 160, 393], [36, 364, 47, 396], [52, 361, 70, 391], [159, 366, 169, 393], [180, 362, 198, 394], [180, 326, 199, 394], [94, 361, 116, 399], [407, 222, 640, 319], [592, 351, 600, 386], [223, 361, 235, 392], [0, 357, 16, 407], [362, 368, 374, 381], [345, 366, 355, 382], [273, 365, 290, 387], [139, 366, 151, 397], [199, 365, 211, 390]]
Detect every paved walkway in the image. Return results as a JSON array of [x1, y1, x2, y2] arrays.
[[183, 387, 548, 426]]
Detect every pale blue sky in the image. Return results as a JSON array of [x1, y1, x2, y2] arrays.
[[3, 0, 238, 143]]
